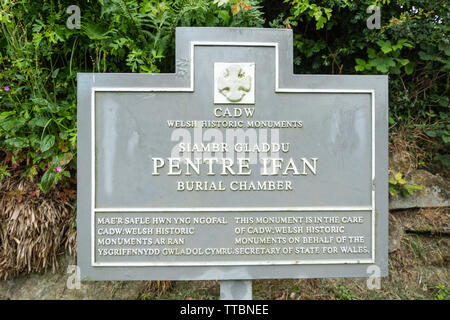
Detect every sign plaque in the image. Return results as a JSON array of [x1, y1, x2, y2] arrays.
[[77, 27, 388, 281]]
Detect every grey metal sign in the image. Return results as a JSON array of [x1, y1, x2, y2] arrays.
[[77, 27, 388, 281]]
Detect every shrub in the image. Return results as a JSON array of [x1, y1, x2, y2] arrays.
[[0, 0, 265, 193]]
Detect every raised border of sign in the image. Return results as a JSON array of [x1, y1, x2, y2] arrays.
[[90, 41, 376, 267]]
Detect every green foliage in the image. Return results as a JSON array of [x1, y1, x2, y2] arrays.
[[284, 0, 334, 30], [0, 164, 10, 181], [334, 283, 359, 300], [434, 154, 450, 167], [0, 0, 264, 192], [434, 283, 450, 300], [422, 110, 450, 144], [389, 172, 422, 198], [271, 0, 449, 171], [355, 39, 414, 74]]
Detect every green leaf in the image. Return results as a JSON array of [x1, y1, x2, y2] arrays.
[[408, 184, 422, 191], [401, 41, 414, 48], [404, 62, 415, 75], [402, 188, 412, 197], [29, 134, 40, 149], [59, 131, 69, 140], [355, 58, 370, 71], [371, 56, 395, 73], [40, 135, 55, 152], [52, 68, 60, 79], [374, 64, 389, 73], [418, 51, 433, 61], [389, 179, 397, 185], [31, 97, 48, 106], [218, 10, 230, 24], [315, 16, 327, 30], [395, 58, 409, 66], [28, 116, 49, 128], [377, 40, 392, 54], [389, 185, 398, 196], [0, 111, 16, 120], [434, 154, 450, 166], [424, 130, 437, 137], [0, 118, 27, 132], [82, 23, 114, 40], [389, 115, 395, 125], [438, 96, 449, 107], [4, 137, 29, 149], [39, 170, 55, 193], [367, 48, 376, 59]]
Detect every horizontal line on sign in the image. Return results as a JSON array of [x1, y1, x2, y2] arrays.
[[94, 206, 372, 213], [91, 88, 374, 93], [93, 87, 194, 92], [92, 259, 375, 267], [276, 89, 374, 94], [192, 41, 279, 47]]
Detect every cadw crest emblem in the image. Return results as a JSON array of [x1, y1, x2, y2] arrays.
[[214, 63, 255, 104]]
